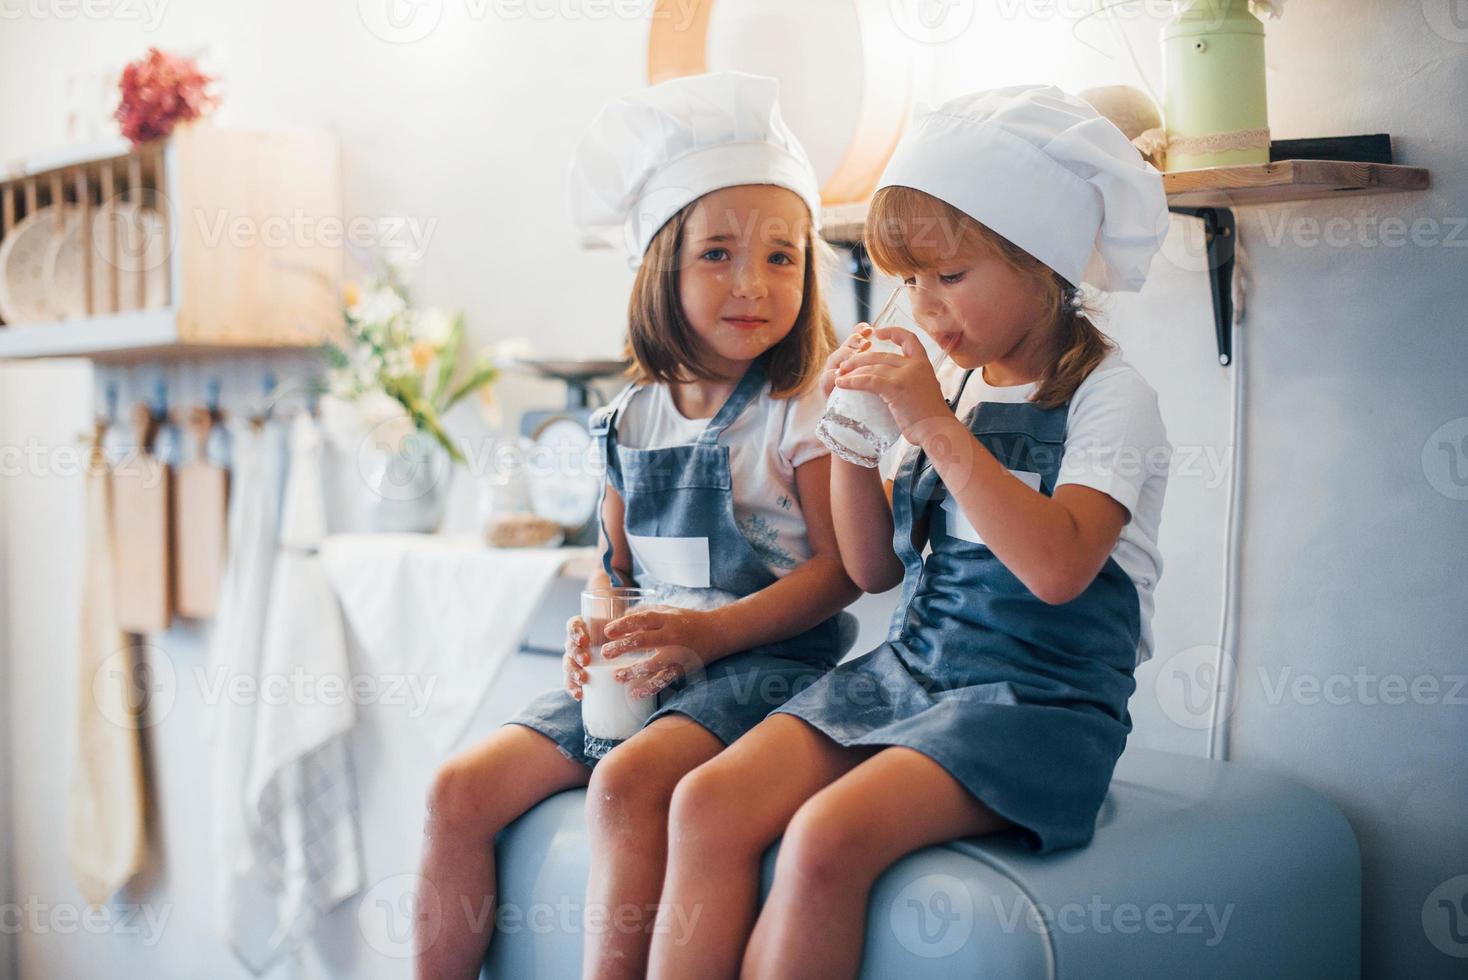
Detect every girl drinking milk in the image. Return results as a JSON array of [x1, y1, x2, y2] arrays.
[[413, 71, 858, 980], [649, 84, 1174, 979]]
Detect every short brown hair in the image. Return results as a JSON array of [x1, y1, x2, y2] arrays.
[[866, 185, 1112, 410], [624, 197, 837, 400]]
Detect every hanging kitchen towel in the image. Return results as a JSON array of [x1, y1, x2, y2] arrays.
[[320, 534, 573, 753], [205, 416, 291, 966], [236, 411, 361, 972], [68, 434, 149, 906]]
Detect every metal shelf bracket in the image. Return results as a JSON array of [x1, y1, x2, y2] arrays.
[[1168, 205, 1237, 366]]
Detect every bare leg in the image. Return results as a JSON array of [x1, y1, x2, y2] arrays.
[[742, 746, 1013, 980], [647, 715, 876, 980], [581, 714, 724, 980], [414, 724, 591, 980]]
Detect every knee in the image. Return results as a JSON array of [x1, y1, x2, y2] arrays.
[[666, 763, 762, 857], [424, 759, 496, 839], [585, 741, 677, 837], [775, 799, 873, 894]]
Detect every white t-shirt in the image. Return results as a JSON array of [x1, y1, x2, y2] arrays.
[[881, 351, 1170, 666], [616, 381, 830, 579]]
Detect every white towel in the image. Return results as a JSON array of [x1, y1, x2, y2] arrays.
[[68, 443, 148, 905], [242, 412, 361, 969], [207, 413, 361, 973], [206, 418, 289, 967], [320, 535, 572, 753]]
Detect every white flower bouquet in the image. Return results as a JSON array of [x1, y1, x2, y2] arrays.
[[323, 267, 499, 465]]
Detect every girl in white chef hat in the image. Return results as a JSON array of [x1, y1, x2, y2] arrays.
[[649, 84, 1174, 978], [414, 71, 860, 980]]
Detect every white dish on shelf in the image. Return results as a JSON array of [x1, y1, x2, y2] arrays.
[[0, 205, 71, 325], [43, 200, 168, 319]]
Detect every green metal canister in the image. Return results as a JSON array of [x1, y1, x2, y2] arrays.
[[1162, 0, 1269, 170]]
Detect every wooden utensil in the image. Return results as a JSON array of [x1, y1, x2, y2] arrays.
[[173, 406, 228, 619], [111, 402, 173, 633]]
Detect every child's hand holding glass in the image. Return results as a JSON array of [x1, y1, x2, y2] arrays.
[[817, 285, 955, 466]]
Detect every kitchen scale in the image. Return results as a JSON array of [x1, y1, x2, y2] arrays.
[[513, 358, 627, 546]]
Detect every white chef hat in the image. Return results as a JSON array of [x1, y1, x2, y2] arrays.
[[875, 84, 1169, 292], [569, 71, 823, 265]]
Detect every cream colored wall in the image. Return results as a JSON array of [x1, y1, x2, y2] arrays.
[[0, 378, 15, 980]]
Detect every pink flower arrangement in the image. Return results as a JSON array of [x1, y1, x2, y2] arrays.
[[114, 48, 219, 146]]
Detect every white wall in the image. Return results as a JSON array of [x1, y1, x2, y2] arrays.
[[0, 377, 15, 980], [1, 1, 1465, 978], [1216, 7, 1468, 972]]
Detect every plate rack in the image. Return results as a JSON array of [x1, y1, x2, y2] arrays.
[[0, 125, 343, 360]]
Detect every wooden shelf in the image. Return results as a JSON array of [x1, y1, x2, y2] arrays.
[[819, 160, 1431, 243], [1162, 160, 1429, 208]]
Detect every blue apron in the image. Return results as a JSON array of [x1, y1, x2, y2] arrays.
[[507, 358, 846, 765], [775, 370, 1140, 852]]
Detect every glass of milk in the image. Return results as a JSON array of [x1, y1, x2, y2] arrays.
[[581, 587, 658, 754], [816, 285, 952, 468]]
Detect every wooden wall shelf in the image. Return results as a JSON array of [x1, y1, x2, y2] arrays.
[[0, 125, 343, 361], [1162, 160, 1430, 208]]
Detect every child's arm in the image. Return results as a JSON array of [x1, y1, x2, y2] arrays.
[[836, 327, 1128, 605], [601, 455, 860, 698], [585, 483, 633, 592], [564, 483, 634, 700], [822, 323, 919, 594], [829, 456, 907, 594], [709, 454, 862, 649], [920, 422, 1127, 604]]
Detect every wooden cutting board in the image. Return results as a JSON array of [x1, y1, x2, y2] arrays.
[[111, 403, 173, 634], [173, 407, 228, 619]]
